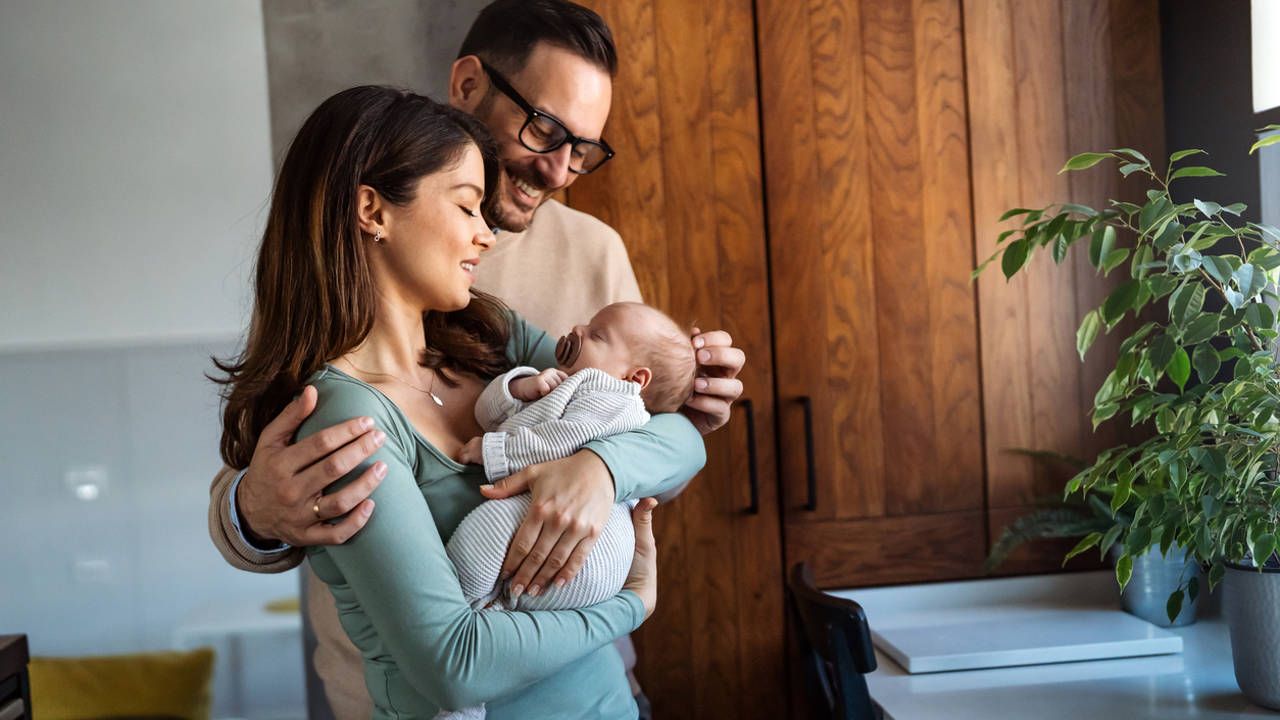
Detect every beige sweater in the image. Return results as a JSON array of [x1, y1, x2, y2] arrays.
[[207, 199, 643, 719]]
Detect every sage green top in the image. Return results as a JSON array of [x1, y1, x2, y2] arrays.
[[301, 314, 705, 719]]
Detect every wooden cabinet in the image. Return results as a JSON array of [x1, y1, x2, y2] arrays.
[[569, 0, 1164, 713]]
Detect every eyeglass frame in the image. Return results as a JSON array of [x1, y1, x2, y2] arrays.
[[480, 61, 615, 175]]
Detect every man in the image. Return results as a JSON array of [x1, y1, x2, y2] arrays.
[[207, 1, 744, 718]]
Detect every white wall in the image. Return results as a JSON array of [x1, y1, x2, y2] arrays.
[[0, 0, 272, 352], [1253, 0, 1280, 113]]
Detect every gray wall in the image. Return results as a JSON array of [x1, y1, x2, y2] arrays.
[[262, 0, 489, 164]]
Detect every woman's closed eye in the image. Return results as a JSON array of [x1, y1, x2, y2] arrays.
[[459, 205, 479, 218]]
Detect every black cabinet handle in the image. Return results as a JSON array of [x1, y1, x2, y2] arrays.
[[800, 396, 817, 511], [738, 398, 759, 515]]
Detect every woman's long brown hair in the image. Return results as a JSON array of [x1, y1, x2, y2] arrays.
[[213, 86, 509, 469]]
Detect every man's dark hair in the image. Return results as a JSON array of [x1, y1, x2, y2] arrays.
[[458, 0, 618, 77]]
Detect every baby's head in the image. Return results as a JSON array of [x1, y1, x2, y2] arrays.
[[554, 302, 696, 413]]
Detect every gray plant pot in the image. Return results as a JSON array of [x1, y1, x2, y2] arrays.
[[1109, 544, 1200, 627], [1224, 562, 1280, 710]]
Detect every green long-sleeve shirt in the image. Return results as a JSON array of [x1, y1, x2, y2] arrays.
[[300, 314, 705, 719]]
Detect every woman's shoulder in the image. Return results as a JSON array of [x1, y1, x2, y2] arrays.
[[301, 366, 412, 441]]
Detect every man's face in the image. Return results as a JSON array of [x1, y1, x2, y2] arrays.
[[471, 42, 612, 232]]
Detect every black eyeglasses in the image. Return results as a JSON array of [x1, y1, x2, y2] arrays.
[[481, 62, 615, 175]]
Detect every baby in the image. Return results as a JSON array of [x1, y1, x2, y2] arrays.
[[435, 302, 695, 720]]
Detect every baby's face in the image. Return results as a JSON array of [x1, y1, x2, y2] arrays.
[[555, 303, 660, 380]]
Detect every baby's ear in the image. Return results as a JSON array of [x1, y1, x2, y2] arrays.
[[627, 366, 652, 390]]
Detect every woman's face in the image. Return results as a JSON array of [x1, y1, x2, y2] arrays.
[[378, 144, 494, 312]]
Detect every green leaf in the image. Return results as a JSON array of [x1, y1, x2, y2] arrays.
[[1093, 402, 1121, 428], [1197, 448, 1227, 478], [1250, 133, 1280, 154], [1089, 226, 1117, 268], [1140, 198, 1172, 232], [1119, 162, 1146, 177], [1169, 148, 1206, 164], [1116, 553, 1134, 591], [999, 207, 1038, 222], [1059, 203, 1099, 217], [1249, 246, 1280, 271], [1125, 525, 1153, 555], [1208, 562, 1225, 589], [1102, 247, 1131, 274], [1168, 347, 1191, 390], [1154, 221, 1184, 251], [1254, 534, 1278, 566], [1223, 202, 1246, 216], [1112, 472, 1133, 512], [1052, 232, 1070, 264], [1234, 263, 1264, 301], [1246, 302, 1275, 331], [1181, 313, 1220, 346], [1113, 147, 1150, 165], [1195, 198, 1223, 217], [1102, 280, 1140, 324], [1169, 283, 1206, 327], [1166, 590, 1184, 623], [1002, 239, 1030, 279], [1193, 343, 1221, 383], [1156, 406, 1175, 433], [1077, 310, 1102, 360], [1061, 152, 1116, 173], [1203, 255, 1234, 285], [1112, 201, 1143, 215], [1170, 166, 1225, 180], [1188, 576, 1200, 603], [1064, 532, 1104, 565], [1100, 523, 1125, 558], [1172, 248, 1203, 274], [1149, 333, 1176, 372]]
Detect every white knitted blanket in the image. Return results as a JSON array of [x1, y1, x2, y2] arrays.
[[434, 494, 638, 719]]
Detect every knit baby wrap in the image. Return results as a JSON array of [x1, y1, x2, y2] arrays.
[[432, 366, 649, 719]]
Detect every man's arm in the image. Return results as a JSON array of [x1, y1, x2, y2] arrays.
[[208, 465, 304, 572]]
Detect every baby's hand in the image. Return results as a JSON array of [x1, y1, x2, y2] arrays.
[[510, 368, 568, 401], [456, 436, 485, 465]]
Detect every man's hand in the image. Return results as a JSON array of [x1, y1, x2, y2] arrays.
[[622, 498, 659, 619], [237, 386, 387, 547], [510, 368, 568, 401], [683, 328, 746, 435], [479, 450, 615, 599], [456, 436, 484, 465]]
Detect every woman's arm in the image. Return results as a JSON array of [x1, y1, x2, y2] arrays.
[[302, 380, 646, 710]]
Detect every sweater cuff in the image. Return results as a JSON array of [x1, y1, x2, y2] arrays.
[[482, 431, 511, 482]]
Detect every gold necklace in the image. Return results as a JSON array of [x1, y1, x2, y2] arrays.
[[344, 361, 445, 406]]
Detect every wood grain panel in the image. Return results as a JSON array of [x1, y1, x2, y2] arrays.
[[788, 512, 987, 587], [757, 0, 834, 518], [1011, 0, 1084, 503], [809, 0, 885, 520], [1062, 0, 1124, 462], [862, 0, 940, 515], [705, 0, 788, 714], [965, 0, 1037, 507], [913, 0, 984, 513]]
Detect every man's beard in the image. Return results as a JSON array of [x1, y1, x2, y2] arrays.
[[483, 162, 553, 233]]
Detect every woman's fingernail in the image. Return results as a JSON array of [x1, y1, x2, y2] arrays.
[[480, 484, 494, 491], [361, 417, 374, 429], [374, 462, 387, 479], [373, 430, 386, 444], [555, 578, 566, 588], [695, 379, 708, 391], [511, 584, 524, 599], [362, 503, 373, 517], [698, 350, 711, 362], [529, 585, 542, 597], [693, 337, 705, 348]]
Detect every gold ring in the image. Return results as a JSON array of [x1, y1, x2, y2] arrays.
[[313, 501, 322, 519]]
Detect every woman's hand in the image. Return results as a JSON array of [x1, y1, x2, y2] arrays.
[[623, 498, 659, 619], [683, 328, 746, 435], [480, 451, 616, 599]]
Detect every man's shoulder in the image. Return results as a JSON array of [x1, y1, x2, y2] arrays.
[[530, 199, 624, 246]]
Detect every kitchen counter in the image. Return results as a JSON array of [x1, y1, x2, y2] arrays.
[[831, 571, 1273, 718]]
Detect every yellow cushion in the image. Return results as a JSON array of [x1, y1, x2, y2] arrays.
[[28, 647, 215, 720]]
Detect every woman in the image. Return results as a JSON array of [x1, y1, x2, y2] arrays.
[[214, 87, 704, 718]]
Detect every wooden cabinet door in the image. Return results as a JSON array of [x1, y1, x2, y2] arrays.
[[568, 1, 786, 717], [757, 0, 987, 588]]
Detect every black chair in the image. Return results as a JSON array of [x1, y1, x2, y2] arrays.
[[787, 562, 883, 720]]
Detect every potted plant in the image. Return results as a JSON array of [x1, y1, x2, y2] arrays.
[[976, 128, 1280, 708], [985, 451, 1201, 627]]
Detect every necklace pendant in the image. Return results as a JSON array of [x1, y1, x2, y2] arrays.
[[429, 391, 445, 407]]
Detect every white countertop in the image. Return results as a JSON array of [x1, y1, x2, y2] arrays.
[[831, 571, 1272, 718]]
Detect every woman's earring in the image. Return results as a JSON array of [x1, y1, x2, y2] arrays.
[[373, 229, 385, 243]]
